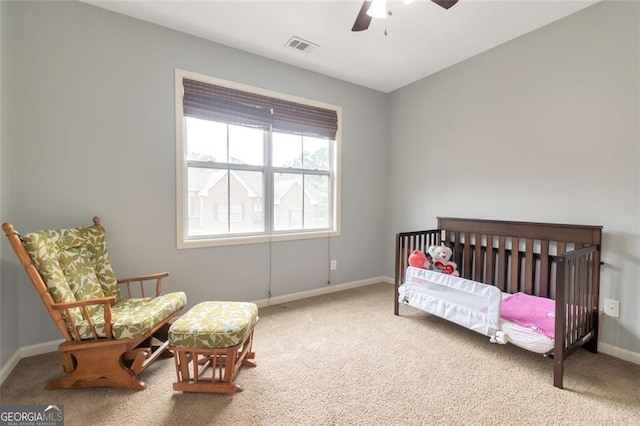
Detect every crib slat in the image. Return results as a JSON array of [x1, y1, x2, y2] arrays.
[[473, 234, 484, 282], [525, 238, 534, 295], [497, 236, 507, 292], [574, 257, 580, 343], [558, 242, 566, 255], [451, 231, 461, 268], [462, 232, 471, 279], [398, 237, 406, 278], [575, 259, 582, 343], [571, 261, 576, 345], [579, 256, 588, 341], [510, 237, 519, 293], [581, 254, 589, 334], [587, 251, 595, 333], [539, 240, 550, 298], [486, 235, 494, 285]]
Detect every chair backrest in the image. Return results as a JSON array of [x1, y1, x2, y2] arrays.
[[2, 217, 121, 341]]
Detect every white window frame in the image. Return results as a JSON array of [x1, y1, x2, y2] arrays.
[[175, 69, 342, 249]]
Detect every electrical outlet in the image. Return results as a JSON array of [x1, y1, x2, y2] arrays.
[[604, 299, 620, 318], [330, 260, 337, 271]]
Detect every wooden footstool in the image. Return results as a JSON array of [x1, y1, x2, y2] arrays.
[[168, 301, 258, 393]]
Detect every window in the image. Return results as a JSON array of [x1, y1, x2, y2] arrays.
[[216, 202, 243, 223], [175, 69, 341, 248]]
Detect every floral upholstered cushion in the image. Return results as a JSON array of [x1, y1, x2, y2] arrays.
[[71, 291, 187, 340], [58, 246, 105, 318], [22, 225, 121, 302], [22, 224, 187, 340], [58, 246, 103, 297], [23, 230, 74, 304], [80, 225, 121, 300], [169, 301, 258, 349]]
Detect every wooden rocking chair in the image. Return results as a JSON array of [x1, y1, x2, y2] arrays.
[[2, 217, 187, 390]]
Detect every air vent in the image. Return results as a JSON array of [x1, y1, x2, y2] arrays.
[[285, 36, 318, 53]]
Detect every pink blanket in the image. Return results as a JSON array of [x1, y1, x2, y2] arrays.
[[500, 293, 555, 339]]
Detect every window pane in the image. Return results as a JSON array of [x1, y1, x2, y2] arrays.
[[230, 170, 264, 234], [273, 173, 303, 231], [185, 117, 227, 162], [304, 174, 329, 229], [303, 137, 330, 171], [272, 132, 302, 167], [228, 125, 264, 165], [187, 167, 229, 236], [217, 202, 243, 223]]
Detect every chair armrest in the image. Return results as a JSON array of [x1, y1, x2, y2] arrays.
[[50, 296, 117, 310], [51, 296, 117, 341], [117, 272, 169, 298], [116, 272, 169, 283]]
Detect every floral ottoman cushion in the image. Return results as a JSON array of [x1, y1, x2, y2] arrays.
[[169, 301, 258, 349]]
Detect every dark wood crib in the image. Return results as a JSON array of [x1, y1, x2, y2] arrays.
[[394, 217, 603, 389]]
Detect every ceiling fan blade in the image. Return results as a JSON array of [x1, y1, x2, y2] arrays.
[[351, 0, 373, 32], [431, 0, 459, 9]]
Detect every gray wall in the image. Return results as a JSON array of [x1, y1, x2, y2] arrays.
[[0, 0, 388, 361], [388, 0, 640, 355], [1, 0, 19, 367]]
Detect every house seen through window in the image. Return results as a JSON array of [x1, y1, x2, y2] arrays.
[[176, 70, 341, 247]]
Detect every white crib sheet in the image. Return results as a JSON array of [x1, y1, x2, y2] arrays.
[[399, 267, 554, 354]]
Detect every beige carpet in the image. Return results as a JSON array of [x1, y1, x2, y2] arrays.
[[1, 283, 639, 425]]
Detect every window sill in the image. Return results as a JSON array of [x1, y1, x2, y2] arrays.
[[177, 229, 340, 249]]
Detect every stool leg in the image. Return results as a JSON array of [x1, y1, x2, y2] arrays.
[[174, 350, 190, 382], [242, 329, 257, 367], [223, 348, 238, 384]]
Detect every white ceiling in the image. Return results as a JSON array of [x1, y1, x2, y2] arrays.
[[82, 0, 600, 93]]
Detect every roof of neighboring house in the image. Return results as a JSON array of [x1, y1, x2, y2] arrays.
[[188, 168, 324, 205], [274, 179, 323, 205], [189, 168, 262, 198]]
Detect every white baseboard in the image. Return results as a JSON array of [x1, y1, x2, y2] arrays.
[[253, 276, 389, 308], [599, 342, 640, 365], [21, 339, 64, 358], [0, 350, 21, 386], [0, 339, 63, 385]]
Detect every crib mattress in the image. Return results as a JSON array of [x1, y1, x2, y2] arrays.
[[399, 267, 554, 354], [499, 313, 555, 353]]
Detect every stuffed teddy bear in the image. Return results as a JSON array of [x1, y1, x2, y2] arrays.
[[427, 245, 460, 276], [408, 250, 428, 269]]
